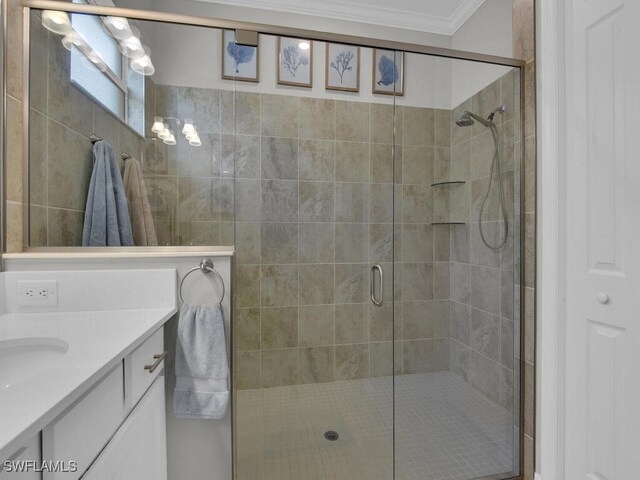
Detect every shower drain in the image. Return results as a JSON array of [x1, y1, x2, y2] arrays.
[[324, 430, 339, 441]]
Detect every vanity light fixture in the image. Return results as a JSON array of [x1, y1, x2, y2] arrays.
[[151, 117, 165, 134], [103, 16, 132, 40], [158, 123, 171, 140], [130, 47, 155, 76], [182, 119, 195, 136], [87, 50, 107, 72], [42, 10, 73, 35], [298, 40, 311, 50], [163, 131, 177, 145], [189, 135, 202, 147], [61, 31, 88, 52], [119, 34, 145, 59]]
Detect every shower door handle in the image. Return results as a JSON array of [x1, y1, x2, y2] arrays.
[[371, 264, 384, 307]]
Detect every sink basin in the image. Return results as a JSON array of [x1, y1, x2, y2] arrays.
[[0, 337, 69, 390]]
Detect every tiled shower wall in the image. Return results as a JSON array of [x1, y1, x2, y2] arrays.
[[233, 94, 454, 389], [445, 71, 519, 412]]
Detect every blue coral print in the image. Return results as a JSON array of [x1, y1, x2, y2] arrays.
[[330, 50, 355, 83], [227, 42, 255, 74], [281, 45, 309, 77], [377, 54, 399, 86]]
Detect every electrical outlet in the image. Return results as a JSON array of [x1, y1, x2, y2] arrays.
[[17, 280, 58, 307]]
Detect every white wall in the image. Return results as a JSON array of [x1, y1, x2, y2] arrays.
[[451, 0, 514, 107]]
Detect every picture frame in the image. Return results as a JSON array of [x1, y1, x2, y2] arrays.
[[277, 37, 313, 88], [325, 43, 360, 92], [221, 29, 259, 83], [372, 49, 404, 96]]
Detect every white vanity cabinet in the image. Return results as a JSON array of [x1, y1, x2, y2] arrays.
[[40, 326, 167, 480], [0, 434, 41, 480], [82, 376, 166, 480]]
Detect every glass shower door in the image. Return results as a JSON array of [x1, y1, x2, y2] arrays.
[[392, 51, 522, 480], [231, 37, 397, 480]]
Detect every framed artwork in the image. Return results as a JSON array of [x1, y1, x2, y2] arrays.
[[372, 49, 404, 96], [221, 29, 259, 82], [277, 37, 313, 88], [325, 43, 360, 92]]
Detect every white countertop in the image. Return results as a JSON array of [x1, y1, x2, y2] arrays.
[[0, 306, 177, 460]]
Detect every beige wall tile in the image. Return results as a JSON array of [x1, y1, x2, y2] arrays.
[[261, 349, 298, 387], [261, 94, 298, 137], [335, 344, 369, 380], [235, 351, 261, 390], [299, 97, 335, 140], [402, 107, 435, 146], [261, 307, 298, 349], [235, 308, 261, 351], [299, 306, 335, 347], [300, 347, 334, 384], [336, 101, 370, 142], [335, 303, 369, 344], [299, 139, 335, 181]]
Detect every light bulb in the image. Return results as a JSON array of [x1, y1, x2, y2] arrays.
[[119, 35, 144, 59], [151, 116, 165, 134], [189, 135, 201, 147], [61, 31, 88, 52], [158, 123, 171, 140], [104, 16, 132, 40], [130, 51, 155, 76], [182, 119, 195, 135], [186, 131, 198, 142], [42, 10, 72, 35], [298, 41, 310, 50], [163, 133, 176, 145], [87, 50, 107, 72]]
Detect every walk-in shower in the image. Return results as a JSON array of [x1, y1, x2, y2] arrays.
[[22, 3, 525, 479], [456, 105, 509, 250]]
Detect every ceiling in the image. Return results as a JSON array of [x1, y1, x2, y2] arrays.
[[192, 0, 487, 35]]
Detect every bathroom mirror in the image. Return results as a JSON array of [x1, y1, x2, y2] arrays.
[[27, 10, 235, 247]]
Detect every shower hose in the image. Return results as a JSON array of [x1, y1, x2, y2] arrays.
[[479, 123, 509, 250]]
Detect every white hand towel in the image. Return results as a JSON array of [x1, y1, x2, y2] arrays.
[[173, 303, 229, 419]]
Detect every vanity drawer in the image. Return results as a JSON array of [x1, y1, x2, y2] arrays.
[[0, 433, 41, 479], [43, 365, 125, 480], [125, 327, 165, 409]]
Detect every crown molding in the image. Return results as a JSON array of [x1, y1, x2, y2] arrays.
[[194, 0, 486, 36]]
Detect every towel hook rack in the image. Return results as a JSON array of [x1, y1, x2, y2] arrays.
[[179, 258, 225, 305], [90, 134, 102, 144]]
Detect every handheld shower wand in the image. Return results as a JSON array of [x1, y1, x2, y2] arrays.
[[455, 105, 509, 250]]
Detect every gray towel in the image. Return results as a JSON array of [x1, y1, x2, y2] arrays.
[[82, 141, 134, 246], [173, 303, 229, 419]]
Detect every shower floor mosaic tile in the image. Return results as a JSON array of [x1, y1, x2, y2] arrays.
[[235, 372, 516, 480]]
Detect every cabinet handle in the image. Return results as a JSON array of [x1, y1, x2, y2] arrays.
[[144, 351, 167, 373]]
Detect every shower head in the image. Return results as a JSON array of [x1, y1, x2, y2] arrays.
[[455, 105, 507, 128], [456, 110, 491, 128], [455, 113, 475, 127]]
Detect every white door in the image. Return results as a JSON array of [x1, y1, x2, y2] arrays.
[[564, 0, 640, 479], [83, 376, 167, 480]]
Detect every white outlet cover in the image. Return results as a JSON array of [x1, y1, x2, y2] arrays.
[[17, 280, 58, 307]]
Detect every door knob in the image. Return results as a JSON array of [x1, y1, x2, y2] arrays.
[[596, 292, 610, 304]]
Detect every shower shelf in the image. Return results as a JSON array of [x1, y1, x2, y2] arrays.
[[431, 222, 466, 225], [431, 181, 466, 187]]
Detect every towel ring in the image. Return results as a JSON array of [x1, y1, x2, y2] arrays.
[[179, 259, 225, 305]]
